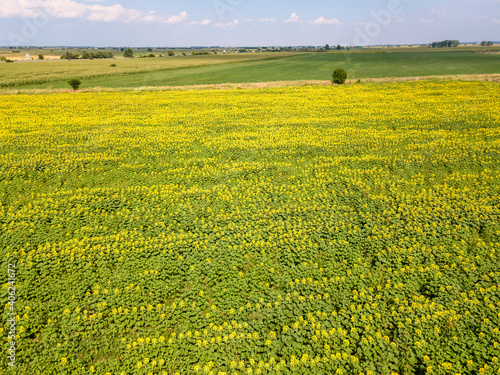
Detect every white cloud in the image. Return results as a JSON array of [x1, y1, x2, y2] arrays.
[[284, 12, 301, 23], [259, 18, 276, 23], [394, 15, 405, 23], [418, 18, 435, 24], [164, 10, 187, 24], [430, 7, 448, 16], [312, 16, 341, 25], [188, 19, 211, 26], [0, 0, 188, 24], [215, 19, 239, 28], [86, 4, 146, 22], [492, 18, 500, 24]]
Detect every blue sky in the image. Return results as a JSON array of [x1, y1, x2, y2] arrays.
[[0, 0, 499, 47]]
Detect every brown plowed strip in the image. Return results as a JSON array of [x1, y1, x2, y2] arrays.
[[1, 74, 499, 95]]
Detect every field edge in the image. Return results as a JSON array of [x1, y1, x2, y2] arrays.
[[1, 73, 499, 96]]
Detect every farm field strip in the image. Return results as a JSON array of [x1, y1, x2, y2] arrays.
[[3, 50, 500, 91], [0, 53, 301, 88]]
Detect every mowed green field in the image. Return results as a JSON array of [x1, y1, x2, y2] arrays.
[[0, 53, 299, 88], [2, 50, 500, 90]]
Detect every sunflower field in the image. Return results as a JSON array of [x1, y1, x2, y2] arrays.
[[1, 81, 500, 375]]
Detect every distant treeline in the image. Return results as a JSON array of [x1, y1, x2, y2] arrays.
[[60, 51, 114, 60], [481, 41, 494, 46], [429, 40, 459, 48]]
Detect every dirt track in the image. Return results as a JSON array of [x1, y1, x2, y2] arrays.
[[1, 74, 499, 95]]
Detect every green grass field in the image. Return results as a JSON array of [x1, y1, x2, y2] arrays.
[[0, 53, 299, 88], [2, 49, 499, 90]]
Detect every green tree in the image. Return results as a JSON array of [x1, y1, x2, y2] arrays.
[[481, 41, 494, 47], [332, 68, 348, 85], [123, 48, 134, 58], [38, 54, 44, 60], [168, 51, 175, 56], [430, 40, 460, 48], [61, 52, 80, 60], [68, 79, 81, 90]]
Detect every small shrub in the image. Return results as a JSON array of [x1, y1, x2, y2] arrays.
[[38, 54, 44, 60], [61, 52, 80, 60], [68, 79, 81, 90], [123, 48, 134, 58], [110, 64, 117, 67], [332, 68, 348, 85]]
